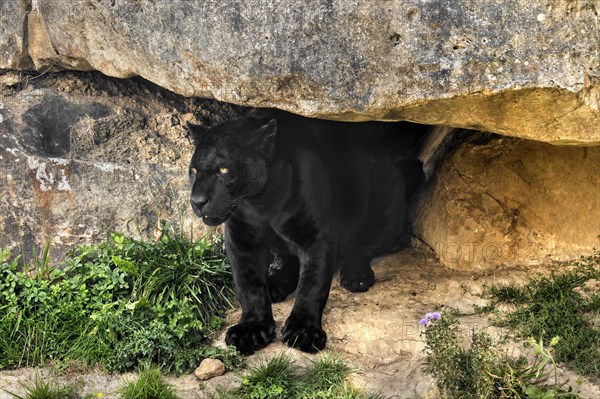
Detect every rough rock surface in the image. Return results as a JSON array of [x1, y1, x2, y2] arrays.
[[1, 250, 599, 399], [0, 71, 239, 261], [0, 0, 31, 70], [1, 0, 599, 144], [412, 132, 600, 270], [194, 358, 225, 381]]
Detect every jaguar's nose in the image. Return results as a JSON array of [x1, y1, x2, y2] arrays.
[[191, 194, 209, 210]]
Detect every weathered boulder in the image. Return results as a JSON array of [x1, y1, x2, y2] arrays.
[[1, 0, 598, 144], [412, 132, 600, 270], [0, 71, 238, 261]]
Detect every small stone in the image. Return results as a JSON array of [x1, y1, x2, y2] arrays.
[[0, 72, 21, 87], [194, 358, 225, 380]]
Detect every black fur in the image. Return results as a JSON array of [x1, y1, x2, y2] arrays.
[[188, 110, 424, 354]]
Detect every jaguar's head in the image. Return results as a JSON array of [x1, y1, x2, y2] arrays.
[[187, 117, 277, 226]]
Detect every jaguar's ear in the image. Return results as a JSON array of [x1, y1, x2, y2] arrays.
[[254, 119, 277, 158], [186, 122, 209, 146]]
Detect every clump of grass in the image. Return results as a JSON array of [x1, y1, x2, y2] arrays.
[[211, 354, 384, 399], [0, 227, 241, 374], [482, 250, 600, 377], [3, 373, 79, 399], [118, 367, 178, 399], [300, 355, 351, 392], [422, 310, 581, 399], [238, 355, 299, 399]]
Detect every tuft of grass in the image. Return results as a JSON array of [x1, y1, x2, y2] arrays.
[[482, 250, 600, 377], [0, 227, 241, 374], [211, 354, 385, 399], [3, 373, 78, 399], [300, 355, 351, 392], [238, 355, 299, 399], [118, 367, 178, 399]]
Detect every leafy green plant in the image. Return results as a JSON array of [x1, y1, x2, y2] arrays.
[[422, 311, 581, 399], [0, 228, 241, 374], [481, 250, 600, 377], [118, 367, 178, 399], [211, 355, 385, 399]]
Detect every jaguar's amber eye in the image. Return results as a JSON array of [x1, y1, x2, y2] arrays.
[[190, 167, 197, 175], [219, 167, 229, 175]]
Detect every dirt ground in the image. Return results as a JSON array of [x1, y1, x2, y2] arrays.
[[1, 249, 598, 399]]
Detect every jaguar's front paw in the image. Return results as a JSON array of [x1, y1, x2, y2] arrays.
[[282, 316, 327, 353], [225, 321, 275, 355], [340, 267, 375, 293]]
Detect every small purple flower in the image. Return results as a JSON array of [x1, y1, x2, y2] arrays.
[[420, 311, 442, 327]]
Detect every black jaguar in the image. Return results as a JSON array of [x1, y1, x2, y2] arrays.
[[188, 110, 424, 354]]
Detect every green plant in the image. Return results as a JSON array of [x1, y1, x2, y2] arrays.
[[238, 355, 299, 399], [118, 367, 178, 399], [300, 355, 350, 393], [0, 227, 241, 374], [3, 373, 78, 399], [481, 250, 600, 377], [422, 311, 581, 399], [298, 355, 383, 399], [212, 355, 385, 399]]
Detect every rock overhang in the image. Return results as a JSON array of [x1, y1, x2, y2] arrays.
[[0, 0, 598, 144]]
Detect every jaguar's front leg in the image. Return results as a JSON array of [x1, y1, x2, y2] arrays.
[[282, 238, 334, 353], [224, 224, 275, 355]]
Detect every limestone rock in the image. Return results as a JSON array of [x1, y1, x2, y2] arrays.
[[0, 0, 31, 69], [411, 132, 600, 270], [194, 358, 225, 381], [0, 71, 238, 261], [2, 0, 598, 144]]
